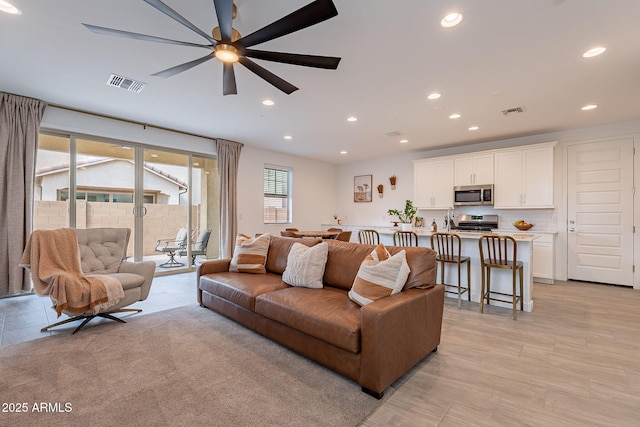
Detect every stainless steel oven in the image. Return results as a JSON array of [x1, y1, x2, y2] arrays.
[[453, 185, 494, 206]]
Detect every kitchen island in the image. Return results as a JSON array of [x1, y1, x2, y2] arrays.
[[379, 228, 537, 312], [323, 224, 537, 312]]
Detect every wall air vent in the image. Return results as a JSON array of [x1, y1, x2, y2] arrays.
[[501, 106, 525, 115], [106, 74, 146, 93]]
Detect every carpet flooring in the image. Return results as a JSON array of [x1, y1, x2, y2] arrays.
[[0, 304, 388, 426]]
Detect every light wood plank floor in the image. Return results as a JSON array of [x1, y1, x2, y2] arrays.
[[363, 280, 640, 426]]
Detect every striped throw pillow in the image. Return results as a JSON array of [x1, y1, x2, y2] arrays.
[[229, 233, 271, 274], [348, 244, 410, 306]]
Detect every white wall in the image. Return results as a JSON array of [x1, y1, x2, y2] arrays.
[[335, 119, 640, 283], [237, 145, 337, 237]]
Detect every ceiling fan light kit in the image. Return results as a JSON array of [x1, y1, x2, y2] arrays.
[[83, 0, 341, 95]]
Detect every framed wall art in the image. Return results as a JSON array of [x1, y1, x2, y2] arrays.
[[354, 174, 372, 202]]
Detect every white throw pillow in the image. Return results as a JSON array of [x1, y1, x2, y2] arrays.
[[349, 243, 410, 306], [282, 242, 329, 289], [229, 233, 271, 274]]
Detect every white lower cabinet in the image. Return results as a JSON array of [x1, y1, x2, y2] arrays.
[[532, 233, 555, 283]]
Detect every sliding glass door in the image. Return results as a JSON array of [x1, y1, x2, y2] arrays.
[[142, 148, 190, 272], [35, 131, 218, 274]]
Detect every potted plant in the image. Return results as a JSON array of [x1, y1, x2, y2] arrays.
[[387, 199, 417, 231]]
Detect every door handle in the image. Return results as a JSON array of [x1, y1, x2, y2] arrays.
[[569, 227, 576, 232]]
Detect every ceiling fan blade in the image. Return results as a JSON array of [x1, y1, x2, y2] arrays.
[[82, 24, 213, 50], [151, 53, 216, 78], [238, 0, 338, 48], [144, 0, 217, 44], [244, 49, 340, 69], [223, 63, 237, 95], [213, 0, 234, 41], [238, 57, 298, 94]]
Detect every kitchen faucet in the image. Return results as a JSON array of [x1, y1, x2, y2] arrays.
[[444, 208, 454, 232]]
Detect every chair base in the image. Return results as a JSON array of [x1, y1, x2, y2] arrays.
[[41, 308, 142, 334], [159, 253, 185, 268]]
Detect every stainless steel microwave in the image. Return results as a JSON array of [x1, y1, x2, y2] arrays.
[[454, 185, 494, 206]]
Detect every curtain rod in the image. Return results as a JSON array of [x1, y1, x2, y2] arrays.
[[48, 103, 216, 142]]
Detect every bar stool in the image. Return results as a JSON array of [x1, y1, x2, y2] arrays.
[[358, 229, 380, 245], [393, 230, 418, 246], [430, 233, 470, 308], [478, 235, 524, 320]]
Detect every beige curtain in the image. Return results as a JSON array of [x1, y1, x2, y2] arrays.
[[0, 93, 47, 296], [216, 139, 243, 259]]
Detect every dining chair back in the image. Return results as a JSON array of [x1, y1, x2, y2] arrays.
[[334, 231, 352, 242]]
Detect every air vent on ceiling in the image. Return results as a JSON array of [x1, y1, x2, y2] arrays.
[[385, 131, 402, 137], [107, 74, 146, 93], [501, 106, 525, 115]]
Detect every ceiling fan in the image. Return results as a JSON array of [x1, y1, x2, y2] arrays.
[[83, 0, 341, 95]]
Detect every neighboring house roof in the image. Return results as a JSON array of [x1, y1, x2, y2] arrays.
[[36, 158, 187, 189]]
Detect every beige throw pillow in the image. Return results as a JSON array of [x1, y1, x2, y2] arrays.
[[349, 243, 410, 306], [229, 233, 271, 274], [282, 242, 329, 289]]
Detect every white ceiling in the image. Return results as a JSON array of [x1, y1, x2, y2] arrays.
[[2, 0, 639, 163]]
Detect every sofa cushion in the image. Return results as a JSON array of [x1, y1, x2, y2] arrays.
[[199, 272, 288, 311], [349, 244, 410, 306], [230, 233, 271, 274], [324, 240, 375, 290], [282, 242, 328, 289], [388, 246, 438, 290], [255, 287, 361, 354], [266, 235, 322, 274], [324, 240, 437, 291]]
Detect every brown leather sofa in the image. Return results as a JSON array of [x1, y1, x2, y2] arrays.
[[197, 235, 444, 398]]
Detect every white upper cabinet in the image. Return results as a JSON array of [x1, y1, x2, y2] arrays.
[[494, 143, 556, 209], [413, 158, 454, 209], [454, 153, 494, 186]]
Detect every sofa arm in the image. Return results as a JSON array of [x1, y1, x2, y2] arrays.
[[197, 259, 231, 277], [359, 284, 445, 395], [118, 260, 156, 300]]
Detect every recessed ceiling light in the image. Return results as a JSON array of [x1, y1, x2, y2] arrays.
[[468, 126, 479, 131], [262, 99, 274, 106], [193, 162, 200, 166], [150, 154, 159, 158], [347, 116, 358, 122], [582, 47, 606, 58], [400, 139, 409, 143], [340, 151, 347, 154], [427, 93, 441, 100], [284, 135, 293, 140], [0, 1, 22, 15], [441, 12, 463, 28], [581, 104, 598, 111], [449, 113, 461, 119]]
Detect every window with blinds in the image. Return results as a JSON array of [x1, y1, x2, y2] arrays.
[[264, 166, 291, 224]]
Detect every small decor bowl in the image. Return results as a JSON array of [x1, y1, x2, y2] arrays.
[[513, 222, 534, 231]]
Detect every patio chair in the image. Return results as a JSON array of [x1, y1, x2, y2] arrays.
[[179, 229, 212, 265], [155, 227, 188, 268]]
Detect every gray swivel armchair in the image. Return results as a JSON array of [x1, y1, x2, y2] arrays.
[[36, 228, 155, 334]]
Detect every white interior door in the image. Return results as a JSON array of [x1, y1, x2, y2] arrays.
[[567, 138, 634, 285]]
